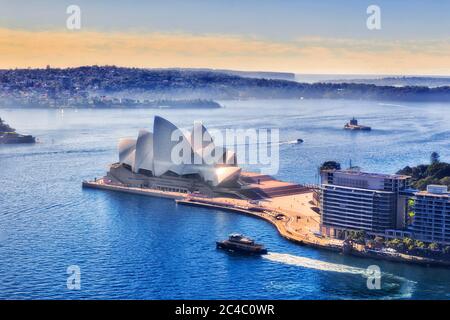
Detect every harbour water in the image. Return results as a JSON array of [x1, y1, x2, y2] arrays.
[[1, 99, 450, 299]]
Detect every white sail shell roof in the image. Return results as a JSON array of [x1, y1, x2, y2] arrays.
[[225, 150, 237, 165], [117, 116, 240, 187], [134, 130, 153, 173], [118, 138, 136, 169], [189, 121, 215, 164], [153, 116, 193, 176]]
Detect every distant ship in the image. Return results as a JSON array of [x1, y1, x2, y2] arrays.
[[344, 117, 371, 131], [0, 132, 36, 144], [0, 117, 36, 144], [216, 234, 268, 255]]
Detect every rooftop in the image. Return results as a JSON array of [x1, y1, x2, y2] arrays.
[[415, 191, 450, 198], [416, 185, 450, 198], [322, 169, 411, 180]]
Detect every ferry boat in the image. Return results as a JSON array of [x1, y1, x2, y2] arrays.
[[216, 234, 268, 255], [344, 117, 371, 131]]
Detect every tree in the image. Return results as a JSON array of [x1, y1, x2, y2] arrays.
[[414, 240, 426, 249], [320, 161, 341, 171], [428, 242, 439, 251], [402, 237, 416, 251], [346, 230, 366, 244], [440, 177, 450, 189], [0, 117, 15, 132], [414, 177, 441, 191], [403, 237, 414, 248], [426, 162, 450, 179], [397, 166, 412, 176], [387, 238, 403, 251], [430, 152, 440, 164]]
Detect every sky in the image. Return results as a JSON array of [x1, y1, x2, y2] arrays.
[[0, 0, 449, 75]]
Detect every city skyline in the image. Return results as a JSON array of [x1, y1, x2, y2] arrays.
[[1, 0, 449, 75]]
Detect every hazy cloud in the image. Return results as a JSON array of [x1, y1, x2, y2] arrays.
[[0, 28, 449, 74]]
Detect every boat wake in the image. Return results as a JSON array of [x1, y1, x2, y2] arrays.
[[263, 252, 417, 299], [378, 102, 409, 108], [279, 140, 302, 146], [224, 140, 302, 148], [0, 147, 111, 159], [263, 252, 366, 275]]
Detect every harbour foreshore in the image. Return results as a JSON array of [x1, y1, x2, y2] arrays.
[[82, 178, 450, 267], [82, 178, 340, 249]]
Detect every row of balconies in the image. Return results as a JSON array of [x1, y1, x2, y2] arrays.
[[322, 218, 391, 232], [323, 202, 393, 216], [323, 209, 393, 224], [322, 186, 392, 196], [322, 193, 393, 206], [323, 201, 394, 213]]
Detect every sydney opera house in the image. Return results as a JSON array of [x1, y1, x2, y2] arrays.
[[106, 116, 243, 197]]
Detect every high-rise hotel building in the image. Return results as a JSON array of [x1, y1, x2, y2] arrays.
[[320, 169, 411, 238], [409, 185, 450, 245], [320, 169, 450, 245]]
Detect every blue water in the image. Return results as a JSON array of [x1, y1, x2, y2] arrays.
[[1, 99, 450, 299]]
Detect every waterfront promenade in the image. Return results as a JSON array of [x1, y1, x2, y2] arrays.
[[82, 175, 344, 251], [82, 176, 450, 267]]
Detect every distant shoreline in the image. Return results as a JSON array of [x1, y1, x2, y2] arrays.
[[0, 98, 223, 110], [1, 66, 449, 104], [1, 97, 448, 110]]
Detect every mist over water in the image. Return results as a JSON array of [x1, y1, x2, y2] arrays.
[[1, 99, 450, 299]]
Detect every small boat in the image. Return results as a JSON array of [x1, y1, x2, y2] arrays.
[[216, 234, 268, 255], [344, 117, 371, 131], [296, 138, 304, 144]]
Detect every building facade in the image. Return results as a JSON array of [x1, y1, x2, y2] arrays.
[[409, 185, 450, 245], [320, 169, 411, 238]]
